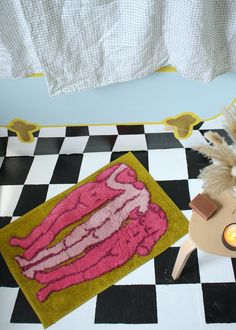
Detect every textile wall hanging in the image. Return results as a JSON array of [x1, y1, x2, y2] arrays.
[[0, 1, 235, 95]]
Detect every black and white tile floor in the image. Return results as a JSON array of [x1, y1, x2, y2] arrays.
[[0, 118, 236, 330]]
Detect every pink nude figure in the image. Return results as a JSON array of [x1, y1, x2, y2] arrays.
[[16, 167, 150, 278], [10, 164, 131, 259], [35, 203, 168, 302]]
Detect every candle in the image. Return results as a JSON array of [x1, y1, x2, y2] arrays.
[[222, 223, 236, 250]]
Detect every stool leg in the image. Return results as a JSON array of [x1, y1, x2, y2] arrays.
[[172, 237, 196, 280]]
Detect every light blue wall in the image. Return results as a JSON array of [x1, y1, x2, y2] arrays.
[[0, 72, 235, 126]]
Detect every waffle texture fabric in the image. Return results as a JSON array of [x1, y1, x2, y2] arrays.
[[0, 0, 236, 96]]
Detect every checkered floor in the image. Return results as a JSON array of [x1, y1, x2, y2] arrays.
[[0, 118, 236, 330]]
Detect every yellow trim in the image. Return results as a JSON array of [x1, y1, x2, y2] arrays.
[[156, 66, 177, 72], [42, 121, 163, 128], [26, 66, 177, 78], [27, 73, 44, 77]]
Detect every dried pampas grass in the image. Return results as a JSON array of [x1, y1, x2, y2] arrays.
[[222, 104, 236, 144], [193, 105, 236, 196]]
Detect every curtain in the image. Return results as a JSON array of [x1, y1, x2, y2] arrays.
[[0, 0, 236, 96]]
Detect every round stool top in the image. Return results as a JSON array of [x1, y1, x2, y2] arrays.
[[189, 189, 236, 257]]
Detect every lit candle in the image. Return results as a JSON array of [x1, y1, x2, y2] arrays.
[[222, 223, 236, 250]]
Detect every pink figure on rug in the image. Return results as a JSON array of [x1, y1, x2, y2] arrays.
[[13, 164, 150, 277], [16, 172, 150, 279], [10, 164, 131, 260], [35, 203, 168, 302]]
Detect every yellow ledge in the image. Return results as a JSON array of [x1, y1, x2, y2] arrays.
[[27, 66, 176, 78]]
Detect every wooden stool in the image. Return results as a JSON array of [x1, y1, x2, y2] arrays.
[[172, 189, 236, 280]]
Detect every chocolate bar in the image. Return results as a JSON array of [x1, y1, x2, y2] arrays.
[[189, 193, 218, 220]]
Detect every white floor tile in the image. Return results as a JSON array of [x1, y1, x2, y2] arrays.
[[25, 155, 59, 184], [144, 124, 167, 133], [78, 152, 111, 181], [198, 251, 235, 283], [1, 322, 42, 330], [117, 260, 156, 285], [0, 185, 23, 216], [38, 127, 66, 137], [180, 131, 207, 148], [188, 178, 204, 201], [112, 135, 147, 152], [157, 284, 205, 330], [201, 324, 236, 330], [88, 125, 118, 135], [46, 184, 75, 200], [148, 149, 188, 180], [59, 136, 89, 154], [10, 216, 20, 222], [6, 137, 37, 156], [200, 117, 223, 129], [171, 234, 189, 248], [181, 209, 192, 221], [0, 128, 8, 137], [49, 297, 97, 330], [0, 288, 19, 326]]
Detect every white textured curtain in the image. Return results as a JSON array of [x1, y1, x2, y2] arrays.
[[0, 0, 236, 96]]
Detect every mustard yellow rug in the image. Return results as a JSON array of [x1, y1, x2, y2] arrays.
[[0, 152, 188, 328]]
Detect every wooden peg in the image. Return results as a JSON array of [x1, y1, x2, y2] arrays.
[[172, 236, 196, 280]]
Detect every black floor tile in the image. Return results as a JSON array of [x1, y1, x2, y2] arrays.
[[117, 125, 144, 135], [50, 154, 83, 184], [10, 289, 40, 323], [0, 216, 11, 229], [145, 133, 183, 149], [154, 247, 200, 284], [110, 151, 127, 161], [33, 130, 40, 137], [8, 130, 17, 136], [110, 151, 149, 171], [202, 283, 236, 323], [34, 137, 64, 155], [66, 126, 89, 136], [84, 135, 117, 152], [193, 122, 204, 130], [0, 254, 18, 287], [157, 180, 191, 210], [0, 157, 34, 185], [185, 148, 211, 179], [13, 185, 48, 216], [0, 137, 8, 156], [200, 129, 232, 145], [130, 151, 149, 171], [95, 285, 157, 324]]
